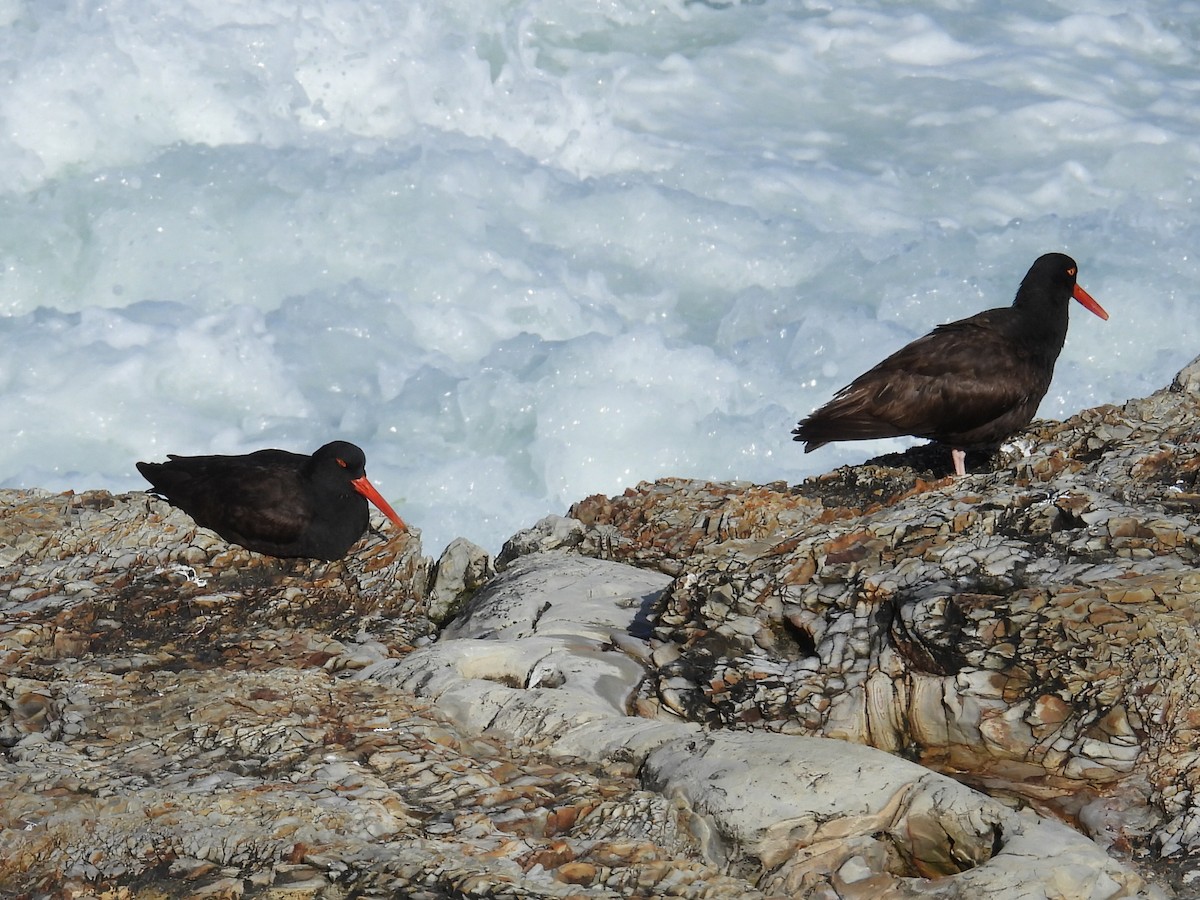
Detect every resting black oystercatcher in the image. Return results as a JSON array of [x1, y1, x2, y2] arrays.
[[137, 440, 408, 560], [793, 253, 1108, 476]]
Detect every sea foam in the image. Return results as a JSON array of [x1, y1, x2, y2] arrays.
[[1, 0, 1196, 554]]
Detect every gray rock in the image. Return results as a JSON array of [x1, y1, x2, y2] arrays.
[[496, 513, 585, 568], [371, 553, 1164, 899], [1170, 353, 1200, 393], [427, 536, 494, 624]]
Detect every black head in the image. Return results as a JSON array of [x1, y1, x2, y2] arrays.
[[310, 441, 368, 480], [1015, 253, 1107, 320], [1015, 253, 1079, 306], [308, 440, 408, 532]]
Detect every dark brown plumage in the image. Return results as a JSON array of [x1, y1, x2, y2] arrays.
[[137, 440, 407, 560], [792, 253, 1108, 476]]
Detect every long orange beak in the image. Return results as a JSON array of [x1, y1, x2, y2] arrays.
[[351, 474, 409, 532], [1073, 283, 1108, 321]]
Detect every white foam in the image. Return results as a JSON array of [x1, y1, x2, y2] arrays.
[[0, 0, 1196, 554]]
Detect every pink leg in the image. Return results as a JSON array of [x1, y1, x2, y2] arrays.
[[952, 448, 966, 477]]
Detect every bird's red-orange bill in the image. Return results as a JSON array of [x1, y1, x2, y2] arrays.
[[352, 475, 409, 532], [1073, 283, 1108, 320]]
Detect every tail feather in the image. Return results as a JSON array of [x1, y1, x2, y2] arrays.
[[793, 411, 909, 450]]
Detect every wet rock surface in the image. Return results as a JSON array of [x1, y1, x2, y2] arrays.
[[3, 357, 1199, 898]]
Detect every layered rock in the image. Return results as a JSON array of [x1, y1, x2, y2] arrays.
[[3, 358, 1199, 897], [1, 497, 748, 898], [564, 358, 1200, 878], [377, 551, 1161, 898]]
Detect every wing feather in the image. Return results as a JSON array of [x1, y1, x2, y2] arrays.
[[794, 319, 1047, 449], [140, 450, 314, 545]]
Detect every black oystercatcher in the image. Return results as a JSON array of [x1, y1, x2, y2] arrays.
[[137, 441, 408, 560], [792, 253, 1108, 476]]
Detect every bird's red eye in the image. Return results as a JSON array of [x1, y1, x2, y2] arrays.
[[1067, 267, 1076, 276], [336, 458, 348, 468]]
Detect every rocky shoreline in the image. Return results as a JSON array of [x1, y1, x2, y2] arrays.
[[3, 358, 1200, 898]]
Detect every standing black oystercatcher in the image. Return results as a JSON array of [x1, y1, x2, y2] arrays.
[[792, 253, 1108, 476], [137, 440, 408, 560]]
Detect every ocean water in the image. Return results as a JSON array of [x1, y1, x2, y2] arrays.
[[1, 0, 1196, 555]]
